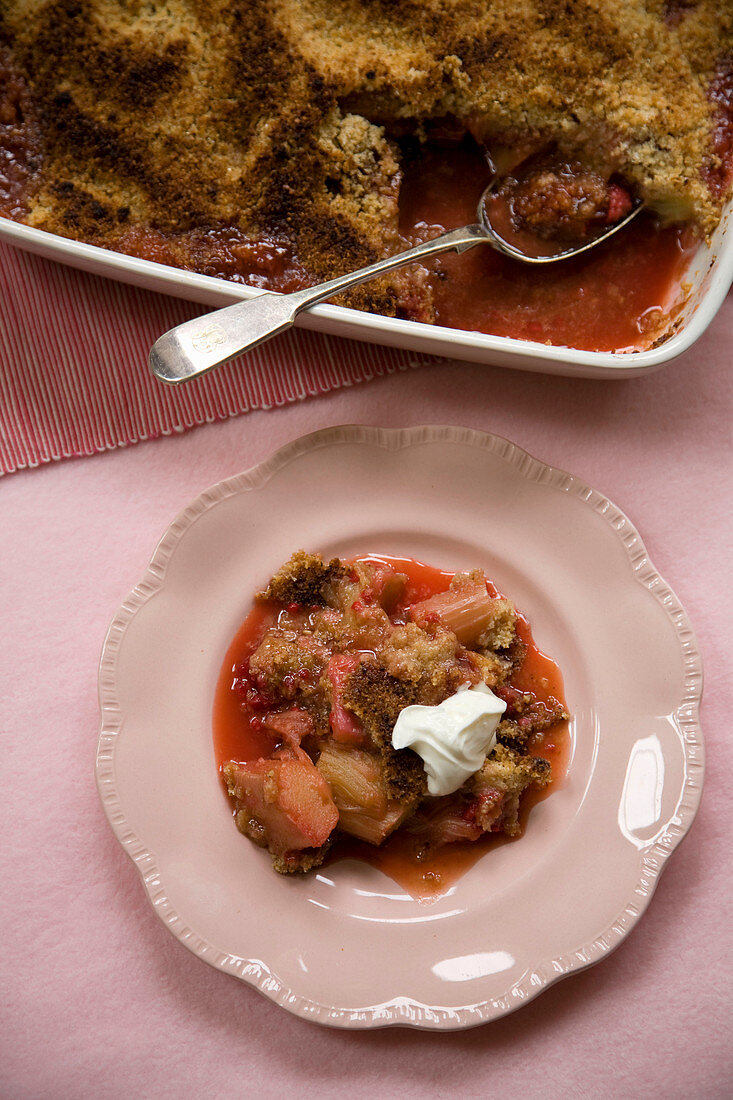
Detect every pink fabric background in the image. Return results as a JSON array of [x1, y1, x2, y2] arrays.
[[0, 239, 436, 473], [2, 296, 733, 1097]]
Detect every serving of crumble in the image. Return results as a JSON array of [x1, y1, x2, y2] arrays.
[[214, 551, 568, 890]]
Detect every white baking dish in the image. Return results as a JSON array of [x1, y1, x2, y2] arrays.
[[1, 199, 730, 380]]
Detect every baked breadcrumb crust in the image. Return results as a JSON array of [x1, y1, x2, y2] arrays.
[[2, 1, 730, 314]]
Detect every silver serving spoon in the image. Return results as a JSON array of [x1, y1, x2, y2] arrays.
[[149, 183, 642, 384]]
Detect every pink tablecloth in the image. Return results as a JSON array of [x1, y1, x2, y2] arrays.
[[0, 241, 440, 474], [2, 283, 732, 1096]]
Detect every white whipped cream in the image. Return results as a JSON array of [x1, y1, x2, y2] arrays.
[[391, 683, 507, 797]]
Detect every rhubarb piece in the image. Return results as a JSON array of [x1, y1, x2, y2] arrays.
[[262, 707, 314, 746], [361, 561, 407, 611], [223, 757, 339, 859], [409, 577, 509, 646], [317, 742, 414, 844], [405, 798, 483, 846], [326, 653, 366, 744]]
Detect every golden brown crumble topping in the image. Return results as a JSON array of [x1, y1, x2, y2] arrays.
[[2, 1, 730, 316], [258, 550, 346, 607]]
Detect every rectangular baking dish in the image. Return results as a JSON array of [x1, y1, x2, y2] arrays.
[[1, 199, 730, 380]]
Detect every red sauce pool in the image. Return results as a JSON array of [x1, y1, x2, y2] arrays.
[[213, 555, 570, 901], [399, 142, 699, 353]]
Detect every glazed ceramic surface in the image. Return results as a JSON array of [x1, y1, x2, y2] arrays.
[[96, 426, 704, 1028], [3, 202, 731, 379]]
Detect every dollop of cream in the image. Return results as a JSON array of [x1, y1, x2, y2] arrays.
[[391, 683, 507, 797]]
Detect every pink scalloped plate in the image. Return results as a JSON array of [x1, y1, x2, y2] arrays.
[[95, 426, 704, 1029]]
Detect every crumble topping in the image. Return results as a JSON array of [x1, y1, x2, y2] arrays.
[[258, 549, 346, 607], [0, 1, 731, 322]]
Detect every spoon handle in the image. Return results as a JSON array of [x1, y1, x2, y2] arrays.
[[149, 225, 485, 384]]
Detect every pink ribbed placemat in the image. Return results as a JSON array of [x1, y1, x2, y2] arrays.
[[0, 240, 436, 475]]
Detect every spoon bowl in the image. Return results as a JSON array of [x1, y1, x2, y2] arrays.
[[479, 181, 644, 263]]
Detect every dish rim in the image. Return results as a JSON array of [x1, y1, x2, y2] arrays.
[[95, 424, 705, 1029], [3, 212, 732, 379]]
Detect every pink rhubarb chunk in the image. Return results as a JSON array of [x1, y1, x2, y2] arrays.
[[327, 654, 366, 744], [262, 707, 314, 746], [224, 757, 338, 854]]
